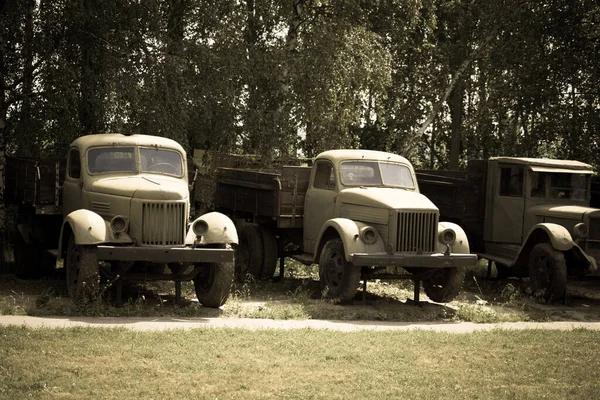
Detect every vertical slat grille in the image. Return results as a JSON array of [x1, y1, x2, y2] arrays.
[[589, 217, 600, 241], [142, 202, 185, 245], [396, 211, 438, 253]]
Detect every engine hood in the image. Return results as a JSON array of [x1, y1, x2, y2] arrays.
[[89, 175, 188, 201], [528, 204, 600, 221], [339, 187, 438, 210]]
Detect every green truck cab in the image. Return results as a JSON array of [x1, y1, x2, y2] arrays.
[[5, 134, 238, 307], [215, 149, 477, 303], [417, 157, 598, 299]]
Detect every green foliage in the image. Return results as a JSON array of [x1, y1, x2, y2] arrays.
[[2, 1, 600, 167]]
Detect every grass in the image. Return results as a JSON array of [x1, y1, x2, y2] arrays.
[[0, 326, 599, 399]]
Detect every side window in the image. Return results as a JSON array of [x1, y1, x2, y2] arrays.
[[68, 149, 81, 179], [499, 166, 523, 197], [530, 172, 547, 198], [313, 161, 335, 190]]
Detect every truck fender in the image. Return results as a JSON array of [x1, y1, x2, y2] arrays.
[[314, 218, 385, 263], [58, 209, 133, 258], [436, 221, 470, 254], [514, 223, 596, 272], [525, 223, 574, 252], [186, 211, 238, 245]]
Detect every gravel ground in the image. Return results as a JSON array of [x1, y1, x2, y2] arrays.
[[1, 315, 600, 332]]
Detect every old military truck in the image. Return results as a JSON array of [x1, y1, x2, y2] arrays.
[[417, 157, 599, 300], [3, 133, 238, 307], [215, 149, 477, 303]]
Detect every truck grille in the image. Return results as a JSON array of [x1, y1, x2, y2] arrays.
[[589, 218, 600, 241], [141, 202, 186, 245], [396, 211, 438, 253]]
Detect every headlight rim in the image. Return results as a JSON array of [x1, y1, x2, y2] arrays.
[[110, 215, 129, 234], [439, 228, 456, 246], [192, 219, 209, 237], [360, 226, 378, 245]]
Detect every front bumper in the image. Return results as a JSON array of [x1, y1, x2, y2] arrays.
[[351, 252, 477, 268], [97, 245, 234, 263]]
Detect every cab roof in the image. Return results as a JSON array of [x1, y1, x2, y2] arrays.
[[316, 149, 412, 165], [490, 156, 593, 171], [71, 134, 185, 154]]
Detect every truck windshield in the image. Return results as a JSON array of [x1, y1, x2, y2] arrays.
[[88, 147, 136, 174], [140, 147, 183, 177], [530, 171, 589, 200], [341, 161, 414, 188]]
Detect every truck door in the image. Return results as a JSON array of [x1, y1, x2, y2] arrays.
[[62, 148, 83, 217], [303, 160, 337, 254], [490, 164, 525, 243]]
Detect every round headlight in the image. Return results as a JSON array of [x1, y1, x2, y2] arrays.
[[193, 220, 209, 237], [360, 226, 378, 245], [111, 215, 128, 234], [574, 223, 588, 239], [439, 228, 456, 245]]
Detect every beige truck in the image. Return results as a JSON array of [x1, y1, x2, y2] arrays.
[[3, 133, 238, 307], [417, 157, 599, 300], [214, 149, 477, 303]]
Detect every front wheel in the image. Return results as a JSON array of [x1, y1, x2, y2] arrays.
[[65, 235, 99, 300], [318, 238, 361, 303], [528, 243, 567, 300], [422, 267, 466, 303], [193, 256, 234, 308]]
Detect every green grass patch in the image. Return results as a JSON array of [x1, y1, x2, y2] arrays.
[[0, 326, 599, 399]]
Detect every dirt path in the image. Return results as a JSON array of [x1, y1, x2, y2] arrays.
[[1, 315, 600, 332]]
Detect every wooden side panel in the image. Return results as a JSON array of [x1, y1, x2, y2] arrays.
[[4, 157, 65, 206], [216, 168, 280, 218]]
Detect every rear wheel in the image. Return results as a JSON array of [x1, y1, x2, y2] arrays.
[[259, 227, 278, 279], [65, 236, 99, 300], [235, 225, 263, 280], [194, 258, 234, 308], [422, 267, 466, 303], [528, 243, 567, 300], [318, 238, 361, 303]]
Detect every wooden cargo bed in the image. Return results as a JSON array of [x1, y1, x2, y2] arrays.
[[416, 160, 488, 252], [3, 157, 66, 209], [216, 166, 311, 228]]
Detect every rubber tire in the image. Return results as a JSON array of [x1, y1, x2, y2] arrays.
[[235, 225, 264, 280], [194, 260, 235, 308], [259, 227, 278, 279], [65, 236, 99, 300], [423, 267, 466, 303], [318, 238, 361, 303], [528, 243, 567, 300], [13, 231, 39, 279]]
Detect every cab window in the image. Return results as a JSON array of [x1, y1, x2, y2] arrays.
[[530, 172, 547, 198], [313, 161, 335, 190], [68, 149, 81, 179], [499, 166, 523, 197]]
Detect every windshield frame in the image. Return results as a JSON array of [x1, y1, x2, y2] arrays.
[[340, 160, 415, 189], [139, 147, 184, 178], [528, 170, 590, 201], [86, 145, 185, 178]]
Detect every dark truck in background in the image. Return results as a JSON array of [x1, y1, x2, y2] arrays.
[[416, 157, 599, 300]]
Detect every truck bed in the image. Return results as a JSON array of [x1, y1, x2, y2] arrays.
[[215, 166, 311, 228], [416, 160, 487, 252], [3, 157, 66, 209]]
